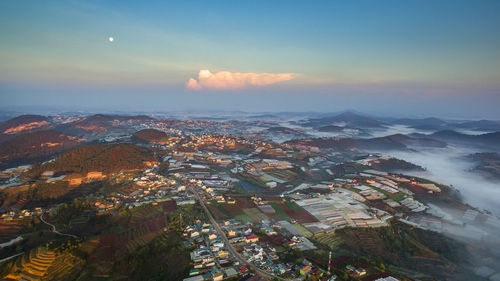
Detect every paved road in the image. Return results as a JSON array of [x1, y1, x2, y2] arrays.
[[189, 185, 289, 281], [39, 213, 78, 239], [0, 252, 24, 264]]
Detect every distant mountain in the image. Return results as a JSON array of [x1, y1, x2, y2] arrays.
[[265, 126, 302, 134], [84, 114, 155, 123], [467, 152, 500, 180], [0, 115, 52, 136], [132, 129, 169, 144], [58, 114, 156, 135], [257, 126, 310, 140], [394, 117, 446, 127], [387, 133, 446, 148], [28, 143, 156, 178], [302, 112, 386, 129], [391, 117, 448, 131], [0, 130, 82, 168], [318, 125, 344, 132], [247, 114, 279, 119], [286, 137, 407, 151], [285, 133, 445, 152], [427, 130, 500, 150], [453, 120, 500, 131]]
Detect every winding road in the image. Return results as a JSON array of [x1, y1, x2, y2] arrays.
[[188, 185, 289, 281], [39, 213, 78, 239]]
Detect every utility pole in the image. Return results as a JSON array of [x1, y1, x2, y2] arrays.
[[328, 251, 332, 275]]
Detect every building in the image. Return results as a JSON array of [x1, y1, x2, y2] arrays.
[[245, 235, 259, 243]]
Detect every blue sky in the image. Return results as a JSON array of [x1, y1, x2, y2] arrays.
[[1, 0, 499, 118]]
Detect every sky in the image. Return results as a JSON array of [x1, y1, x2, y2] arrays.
[[1, 0, 499, 118]]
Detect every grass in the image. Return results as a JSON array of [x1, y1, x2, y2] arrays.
[[234, 214, 253, 223], [352, 163, 370, 171], [232, 183, 249, 195], [389, 192, 406, 201], [269, 202, 291, 221], [293, 223, 313, 238], [242, 208, 269, 222], [370, 186, 391, 197], [285, 201, 302, 212]]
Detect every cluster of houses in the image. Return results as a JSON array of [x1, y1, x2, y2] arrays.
[[1, 207, 43, 220], [221, 219, 315, 278], [182, 221, 240, 281]]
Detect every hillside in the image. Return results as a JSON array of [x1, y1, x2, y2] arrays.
[[0, 130, 81, 168], [369, 158, 425, 173], [285, 134, 445, 152], [0, 115, 51, 135], [318, 125, 344, 132], [393, 117, 447, 131], [59, 114, 156, 135], [454, 120, 500, 131], [29, 143, 156, 177], [302, 112, 386, 129], [468, 152, 500, 180], [285, 136, 404, 151], [317, 219, 469, 281], [132, 129, 169, 144], [429, 130, 500, 150]]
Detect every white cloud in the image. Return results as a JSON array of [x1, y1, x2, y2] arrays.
[[186, 69, 295, 90]]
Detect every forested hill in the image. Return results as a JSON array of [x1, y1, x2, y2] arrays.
[[0, 114, 51, 135], [132, 129, 169, 144], [29, 143, 156, 177], [0, 130, 81, 168]]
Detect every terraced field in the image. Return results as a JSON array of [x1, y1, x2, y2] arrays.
[[3, 247, 83, 281], [0, 219, 24, 244], [313, 232, 343, 250]]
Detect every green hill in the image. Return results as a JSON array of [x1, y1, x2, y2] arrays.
[[0, 130, 81, 168], [29, 143, 156, 177], [132, 129, 169, 144]]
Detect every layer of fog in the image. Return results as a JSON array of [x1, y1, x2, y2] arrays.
[[370, 125, 494, 138], [388, 146, 500, 217]]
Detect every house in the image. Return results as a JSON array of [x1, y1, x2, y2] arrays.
[[86, 171, 105, 180], [41, 170, 55, 178], [212, 272, 224, 281], [224, 267, 238, 278], [353, 268, 367, 277], [242, 227, 252, 235], [300, 265, 311, 275], [266, 181, 277, 188], [238, 265, 248, 273], [245, 235, 259, 243], [227, 229, 237, 237], [183, 275, 203, 281], [68, 177, 83, 186]]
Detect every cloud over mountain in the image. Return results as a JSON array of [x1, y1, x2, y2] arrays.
[[186, 69, 295, 90]]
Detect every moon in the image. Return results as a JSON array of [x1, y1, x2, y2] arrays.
[[108, 36, 114, 43]]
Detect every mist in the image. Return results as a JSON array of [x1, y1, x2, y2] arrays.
[[388, 146, 500, 217]]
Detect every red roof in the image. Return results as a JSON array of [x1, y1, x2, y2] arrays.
[[246, 235, 258, 239]]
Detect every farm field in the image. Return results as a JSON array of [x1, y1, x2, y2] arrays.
[[242, 208, 269, 222], [0, 219, 24, 244], [3, 246, 84, 281], [269, 201, 318, 224]]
